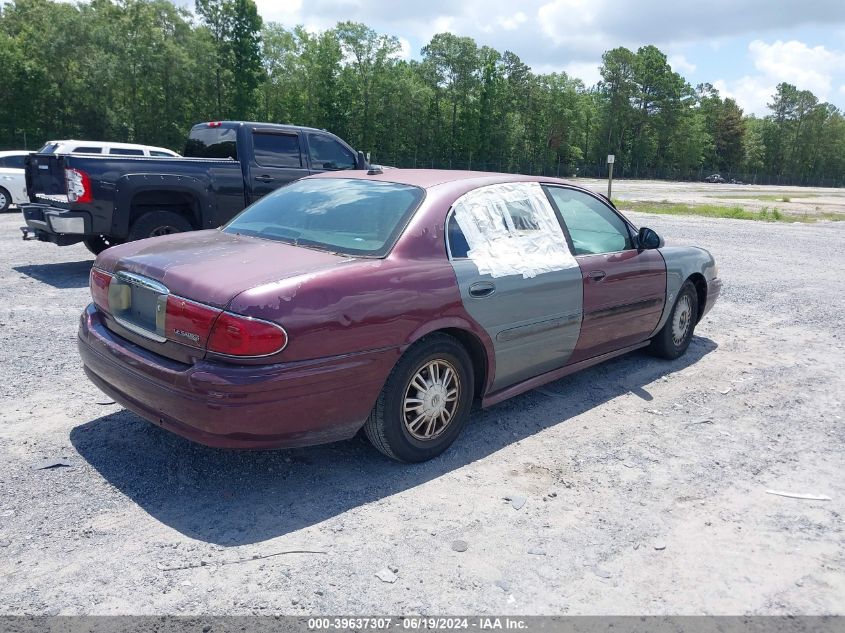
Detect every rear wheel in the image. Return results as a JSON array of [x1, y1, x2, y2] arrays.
[[364, 333, 474, 462], [0, 187, 10, 212], [648, 281, 699, 359], [128, 210, 193, 241], [83, 235, 123, 255]]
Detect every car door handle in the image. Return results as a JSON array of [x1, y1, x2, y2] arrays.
[[469, 281, 496, 298], [587, 270, 607, 282], [255, 175, 275, 183]]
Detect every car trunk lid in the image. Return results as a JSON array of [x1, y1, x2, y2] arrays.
[[95, 230, 350, 362]]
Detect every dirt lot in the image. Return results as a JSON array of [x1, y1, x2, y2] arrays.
[[0, 184, 843, 615], [579, 178, 845, 218]]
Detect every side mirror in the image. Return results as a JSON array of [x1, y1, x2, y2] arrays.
[[356, 150, 368, 170], [638, 227, 662, 250]]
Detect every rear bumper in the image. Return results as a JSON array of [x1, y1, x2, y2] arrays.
[[702, 277, 722, 317], [21, 203, 91, 245], [78, 305, 397, 449]]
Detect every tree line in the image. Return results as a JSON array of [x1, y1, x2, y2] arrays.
[[1, 0, 843, 186]]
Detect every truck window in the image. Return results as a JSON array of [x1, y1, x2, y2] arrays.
[[307, 133, 356, 170], [253, 132, 302, 168], [184, 127, 238, 160], [110, 148, 144, 155], [72, 147, 103, 154]]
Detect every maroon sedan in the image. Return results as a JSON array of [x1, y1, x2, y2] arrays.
[[79, 170, 721, 462]]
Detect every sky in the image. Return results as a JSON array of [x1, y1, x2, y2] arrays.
[[247, 0, 845, 116]]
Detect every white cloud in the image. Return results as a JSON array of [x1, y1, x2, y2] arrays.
[[713, 77, 775, 116], [715, 40, 845, 115], [563, 62, 602, 87], [396, 36, 412, 60], [668, 54, 696, 76], [497, 11, 527, 31]]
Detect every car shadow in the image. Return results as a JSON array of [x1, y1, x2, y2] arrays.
[[70, 336, 717, 546], [14, 260, 93, 289]]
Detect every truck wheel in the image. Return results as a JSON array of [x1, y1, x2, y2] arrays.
[[128, 211, 193, 241], [83, 235, 123, 255], [0, 187, 10, 212]]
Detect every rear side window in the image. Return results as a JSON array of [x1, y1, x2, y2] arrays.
[[0, 155, 26, 168], [449, 182, 576, 278], [253, 132, 303, 168], [109, 148, 144, 155], [307, 133, 356, 170], [544, 187, 632, 255], [184, 127, 238, 159], [72, 147, 103, 154]]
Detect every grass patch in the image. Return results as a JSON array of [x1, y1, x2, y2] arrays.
[[613, 200, 845, 223], [709, 193, 813, 202]]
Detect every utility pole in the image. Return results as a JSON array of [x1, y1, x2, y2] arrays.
[[607, 154, 615, 199]]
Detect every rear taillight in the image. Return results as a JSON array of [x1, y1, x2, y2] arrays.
[[90, 268, 111, 310], [65, 168, 92, 203], [164, 296, 220, 349], [207, 312, 288, 357]]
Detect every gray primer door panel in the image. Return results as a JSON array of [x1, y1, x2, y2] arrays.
[[451, 259, 583, 392]]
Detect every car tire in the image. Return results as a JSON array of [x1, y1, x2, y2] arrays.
[[648, 280, 699, 360], [83, 235, 123, 255], [0, 187, 10, 212], [364, 333, 475, 463], [128, 211, 193, 241]]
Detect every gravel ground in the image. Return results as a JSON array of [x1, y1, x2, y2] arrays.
[[0, 191, 843, 615]]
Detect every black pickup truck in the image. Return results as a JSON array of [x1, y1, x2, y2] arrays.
[[20, 121, 367, 254]]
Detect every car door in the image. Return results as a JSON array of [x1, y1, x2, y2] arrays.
[[447, 182, 584, 392], [305, 132, 357, 173], [544, 186, 666, 364], [247, 128, 309, 202]]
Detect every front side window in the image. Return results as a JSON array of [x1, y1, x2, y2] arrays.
[[150, 150, 174, 157], [449, 182, 577, 278], [544, 187, 632, 255], [72, 147, 103, 154], [223, 178, 424, 257], [253, 132, 302, 168], [109, 148, 144, 155], [307, 133, 356, 170]]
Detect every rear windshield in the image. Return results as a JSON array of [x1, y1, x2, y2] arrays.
[[223, 178, 424, 257], [184, 127, 237, 159]]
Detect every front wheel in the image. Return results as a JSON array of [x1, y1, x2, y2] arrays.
[[83, 235, 123, 255], [364, 333, 475, 462], [648, 281, 699, 359]]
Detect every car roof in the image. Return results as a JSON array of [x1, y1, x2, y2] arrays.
[[44, 140, 176, 153], [310, 168, 577, 190]]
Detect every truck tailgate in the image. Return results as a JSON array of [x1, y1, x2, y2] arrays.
[[25, 153, 68, 204]]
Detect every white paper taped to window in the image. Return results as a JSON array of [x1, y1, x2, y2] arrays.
[[452, 182, 578, 278]]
